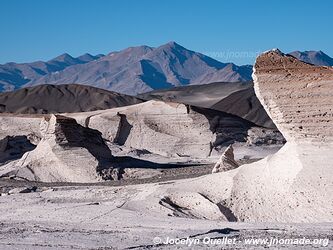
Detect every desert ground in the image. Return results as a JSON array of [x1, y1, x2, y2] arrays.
[[0, 182, 331, 249]]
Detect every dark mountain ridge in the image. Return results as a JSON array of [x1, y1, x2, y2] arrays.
[[0, 84, 142, 114]]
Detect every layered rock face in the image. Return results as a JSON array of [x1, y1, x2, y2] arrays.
[[2, 115, 113, 182], [253, 49, 333, 143]]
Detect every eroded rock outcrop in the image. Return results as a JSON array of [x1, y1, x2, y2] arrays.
[[212, 145, 239, 173], [151, 50, 333, 223], [0, 99, 284, 179], [226, 50, 333, 222], [71, 101, 255, 158], [227, 50, 333, 221], [1, 115, 113, 182]]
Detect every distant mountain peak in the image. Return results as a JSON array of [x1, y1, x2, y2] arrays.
[[51, 53, 75, 62], [288, 50, 333, 66], [107, 45, 153, 57], [159, 41, 187, 51], [80, 53, 93, 57], [164, 41, 181, 47], [77, 53, 103, 62]]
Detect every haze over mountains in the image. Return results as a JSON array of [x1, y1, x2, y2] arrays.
[[1, 42, 332, 95]]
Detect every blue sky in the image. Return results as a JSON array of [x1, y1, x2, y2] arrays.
[[1, 0, 332, 65]]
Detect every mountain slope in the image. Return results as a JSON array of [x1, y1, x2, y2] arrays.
[[211, 87, 275, 128], [288, 50, 333, 66], [0, 84, 143, 114]]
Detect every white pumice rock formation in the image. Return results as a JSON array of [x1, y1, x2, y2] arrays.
[[1, 115, 113, 182], [0, 100, 283, 182], [70, 100, 254, 158], [212, 145, 239, 173]]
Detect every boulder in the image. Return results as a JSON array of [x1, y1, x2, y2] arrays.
[[212, 145, 239, 173]]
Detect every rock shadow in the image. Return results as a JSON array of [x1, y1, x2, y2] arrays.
[[190, 106, 255, 147], [113, 112, 133, 146], [0, 136, 36, 165], [54, 115, 113, 168]]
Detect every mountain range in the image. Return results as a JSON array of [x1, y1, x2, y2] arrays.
[[0, 42, 252, 95], [0, 53, 104, 92], [0, 42, 332, 95]]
